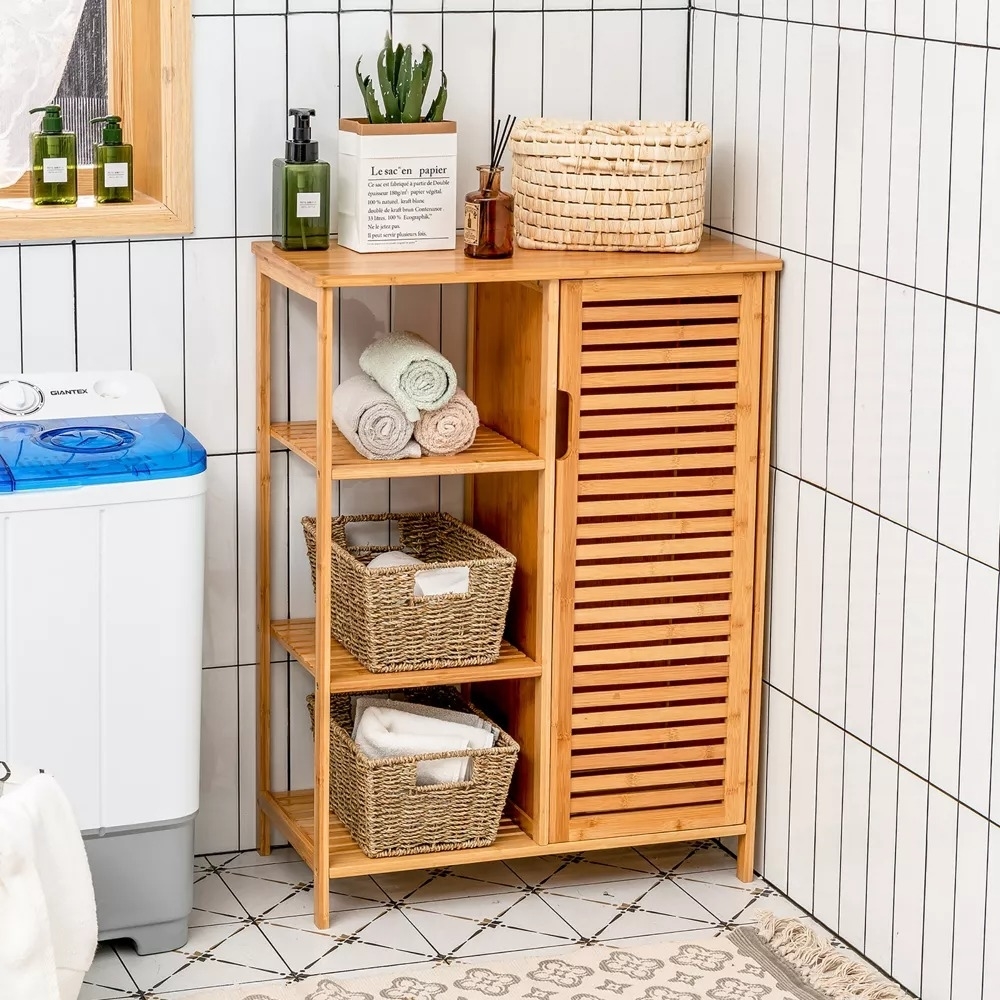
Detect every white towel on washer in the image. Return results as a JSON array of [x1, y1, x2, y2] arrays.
[[0, 772, 97, 1000], [352, 706, 494, 784]]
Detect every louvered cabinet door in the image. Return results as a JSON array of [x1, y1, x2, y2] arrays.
[[551, 272, 767, 843]]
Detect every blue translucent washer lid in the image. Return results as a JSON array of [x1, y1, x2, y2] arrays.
[[0, 413, 206, 493]]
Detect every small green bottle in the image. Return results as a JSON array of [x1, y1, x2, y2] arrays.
[[91, 115, 133, 204], [272, 108, 330, 251], [29, 105, 78, 206]]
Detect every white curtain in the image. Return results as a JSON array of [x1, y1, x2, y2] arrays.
[[0, 0, 88, 188]]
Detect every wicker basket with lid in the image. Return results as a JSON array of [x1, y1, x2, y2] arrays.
[[510, 119, 712, 252]]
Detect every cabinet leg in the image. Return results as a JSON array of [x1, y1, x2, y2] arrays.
[[735, 832, 755, 882], [256, 263, 273, 859], [314, 871, 331, 929], [257, 809, 272, 856]]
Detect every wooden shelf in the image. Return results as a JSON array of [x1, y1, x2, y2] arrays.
[[260, 789, 540, 876], [259, 789, 746, 877], [271, 619, 543, 692], [0, 191, 190, 241], [270, 422, 544, 479], [251, 233, 784, 290]]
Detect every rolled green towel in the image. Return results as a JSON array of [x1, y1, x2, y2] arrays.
[[359, 331, 458, 422]]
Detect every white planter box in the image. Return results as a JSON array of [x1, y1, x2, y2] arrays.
[[337, 118, 457, 253]]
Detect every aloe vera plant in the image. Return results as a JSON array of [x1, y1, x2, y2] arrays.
[[355, 33, 448, 124]]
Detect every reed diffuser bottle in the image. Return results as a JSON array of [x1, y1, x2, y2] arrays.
[[464, 166, 513, 259], [464, 116, 516, 259]]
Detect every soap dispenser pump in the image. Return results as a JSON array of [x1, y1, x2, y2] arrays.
[[91, 115, 133, 204], [29, 105, 78, 206], [273, 108, 330, 251]]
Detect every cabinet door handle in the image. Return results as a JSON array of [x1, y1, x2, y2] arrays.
[[555, 389, 573, 460]]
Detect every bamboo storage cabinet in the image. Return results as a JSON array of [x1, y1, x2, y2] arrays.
[[253, 236, 781, 929]]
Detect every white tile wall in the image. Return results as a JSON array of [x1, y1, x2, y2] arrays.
[[0, 6, 690, 855], [692, 4, 1000, 996]]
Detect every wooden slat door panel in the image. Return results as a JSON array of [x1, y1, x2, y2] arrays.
[[552, 273, 764, 844]]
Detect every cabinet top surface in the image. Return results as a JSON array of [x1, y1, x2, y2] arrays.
[[251, 234, 783, 289]]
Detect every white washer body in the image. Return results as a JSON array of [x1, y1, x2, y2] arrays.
[[0, 474, 205, 830], [0, 371, 206, 953]]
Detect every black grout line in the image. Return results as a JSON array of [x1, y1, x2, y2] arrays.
[[71, 241, 80, 371], [770, 465, 1000, 575], [706, 227, 1000, 320], [686, 5, 1000, 50], [16, 244, 24, 370], [764, 674, 1000, 836]]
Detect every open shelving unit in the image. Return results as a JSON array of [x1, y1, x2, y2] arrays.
[[254, 235, 782, 930], [255, 237, 571, 929]]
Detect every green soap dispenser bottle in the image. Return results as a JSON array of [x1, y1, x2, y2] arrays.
[[29, 105, 77, 206], [273, 108, 330, 251], [91, 115, 133, 204]]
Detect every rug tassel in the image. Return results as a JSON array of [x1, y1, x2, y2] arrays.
[[755, 913, 909, 1000]]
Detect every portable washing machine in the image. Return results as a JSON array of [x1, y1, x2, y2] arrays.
[[0, 371, 206, 955]]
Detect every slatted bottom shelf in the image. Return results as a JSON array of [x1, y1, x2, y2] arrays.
[[260, 789, 539, 876], [259, 789, 747, 877], [271, 619, 542, 692]]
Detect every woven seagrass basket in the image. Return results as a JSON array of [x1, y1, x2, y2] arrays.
[[302, 512, 516, 672], [510, 119, 712, 252], [306, 687, 519, 858]]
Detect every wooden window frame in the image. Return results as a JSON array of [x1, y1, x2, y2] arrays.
[[0, 0, 192, 242]]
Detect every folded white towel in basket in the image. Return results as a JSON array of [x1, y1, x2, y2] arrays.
[[352, 695, 499, 743], [367, 550, 470, 598], [0, 772, 98, 1000], [352, 705, 495, 785]]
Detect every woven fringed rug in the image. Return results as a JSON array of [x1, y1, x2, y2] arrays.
[[173, 916, 907, 1000]]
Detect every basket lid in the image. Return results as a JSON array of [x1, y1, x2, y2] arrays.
[[511, 119, 712, 151]]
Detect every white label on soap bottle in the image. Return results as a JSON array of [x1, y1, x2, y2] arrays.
[[296, 192, 321, 219], [104, 162, 129, 187], [42, 158, 68, 184]]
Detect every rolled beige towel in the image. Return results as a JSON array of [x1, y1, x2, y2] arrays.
[[413, 389, 479, 456]]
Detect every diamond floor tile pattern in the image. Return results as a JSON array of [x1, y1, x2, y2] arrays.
[[84, 841, 821, 997]]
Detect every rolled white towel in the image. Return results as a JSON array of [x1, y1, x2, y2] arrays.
[[367, 550, 470, 598], [352, 705, 494, 784], [0, 772, 97, 1000], [333, 374, 420, 461], [360, 331, 458, 422]]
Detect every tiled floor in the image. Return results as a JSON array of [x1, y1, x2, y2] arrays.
[[80, 841, 825, 999]]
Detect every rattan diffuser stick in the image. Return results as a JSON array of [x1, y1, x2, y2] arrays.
[[486, 114, 516, 193]]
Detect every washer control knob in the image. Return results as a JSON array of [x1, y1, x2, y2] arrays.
[[0, 380, 43, 416]]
